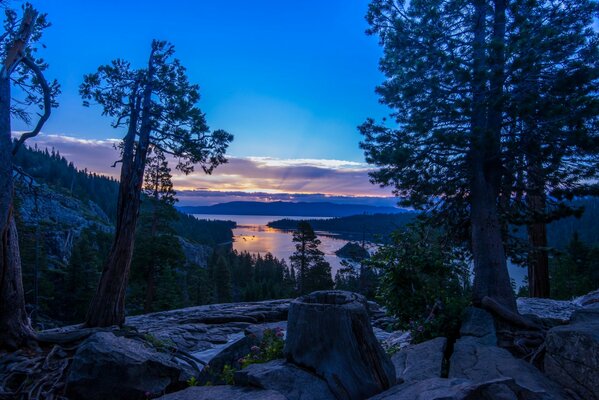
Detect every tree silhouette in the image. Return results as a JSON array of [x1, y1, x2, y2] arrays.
[[290, 221, 333, 294], [0, 3, 58, 349], [81, 40, 232, 327]]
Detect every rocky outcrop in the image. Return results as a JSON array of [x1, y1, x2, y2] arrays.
[[572, 288, 599, 307], [544, 305, 599, 400], [390, 337, 447, 382], [178, 236, 212, 268], [235, 360, 336, 400], [156, 385, 287, 400], [517, 297, 580, 325], [368, 377, 531, 400], [284, 291, 396, 400], [449, 336, 564, 399], [16, 181, 112, 264], [66, 332, 186, 400], [459, 307, 497, 345]]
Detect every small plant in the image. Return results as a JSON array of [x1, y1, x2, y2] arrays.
[[143, 333, 175, 350], [220, 364, 235, 385], [186, 376, 198, 387], [239, 327, 285, 368]]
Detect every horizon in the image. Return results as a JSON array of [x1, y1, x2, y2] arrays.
[[12, 1, 396, 205]]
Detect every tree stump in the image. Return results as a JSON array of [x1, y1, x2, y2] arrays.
[[284, 290, 396, 400]]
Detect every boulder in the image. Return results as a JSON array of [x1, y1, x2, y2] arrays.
[[156, 385, 287, 400], [380, 330, 411, 353], [449, 336, 564, 399], [544, 306, 599, 400], [66, 332, 184, 400], [235, 359, 336, 400], [572, 288, 599, 307], [391, 337, 447, 382], [460, 307, 497, 345], [368, 377, 526, 400], [285, 291, 395, 400], [199, 333, 259, 384], [517, 297, 580, 325]]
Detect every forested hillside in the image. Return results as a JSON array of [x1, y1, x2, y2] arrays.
[[11, 144, 303, 327], [267, 213, 416, 241]]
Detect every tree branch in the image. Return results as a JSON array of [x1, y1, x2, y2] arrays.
[[12, 56, 52, 155]]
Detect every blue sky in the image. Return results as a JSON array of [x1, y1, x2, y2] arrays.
[[14, 0, 396, 204]]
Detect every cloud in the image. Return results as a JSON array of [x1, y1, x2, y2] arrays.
[[17, 132, 395, 204]]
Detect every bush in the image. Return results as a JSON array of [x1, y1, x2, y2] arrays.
[[239, 327, 285, 368], [371, 223, 470, 343]]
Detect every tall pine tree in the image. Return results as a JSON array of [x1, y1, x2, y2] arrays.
[[81, 41, 232, 327]]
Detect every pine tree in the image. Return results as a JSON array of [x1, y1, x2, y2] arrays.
[[214, 255, 232, 303], [361, 0, 599, 310], [290, 221, 333, 295], [81, 41, 233, 327]]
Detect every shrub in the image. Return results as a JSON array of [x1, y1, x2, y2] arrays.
[[370, 223, 470, 343]]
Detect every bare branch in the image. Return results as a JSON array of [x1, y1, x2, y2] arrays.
[[12, 56, 52, 155]]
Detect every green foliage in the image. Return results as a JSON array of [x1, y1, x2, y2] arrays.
[[240, 328, 285, 368], [143, 333, 175, 350], [220, 364, 235, 385], [209, 250, 297, 303], [334, 261, 379, 299], [186, 376, 199, 387], [290, 221, 333, 294], [371, 223, 470, 342], [173, 214, 234, 246], [214, 255, 232, 303], [60, 227, 113, 323], [550, 233, 599, 299]]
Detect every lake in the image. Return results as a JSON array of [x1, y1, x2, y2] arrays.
[[192, 214, 527, 288], [193, 214, 353, 275]]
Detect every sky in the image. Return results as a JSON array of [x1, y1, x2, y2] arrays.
[[13, 0, 397, 206]]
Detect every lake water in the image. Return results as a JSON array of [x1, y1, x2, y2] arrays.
[[193, 214, 352, 275], [192, 214, 527, 288]]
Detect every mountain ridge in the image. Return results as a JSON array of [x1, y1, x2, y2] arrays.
[[178, 201, 408, 217]]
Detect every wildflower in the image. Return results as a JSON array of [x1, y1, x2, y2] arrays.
[[250, 345, 260, 353], [275, 331, 284, 338]]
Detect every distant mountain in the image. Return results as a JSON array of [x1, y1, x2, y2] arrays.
[[178, 201, 408, 217]]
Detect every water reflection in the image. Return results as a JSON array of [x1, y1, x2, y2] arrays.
[[194, 214, 351, 274]]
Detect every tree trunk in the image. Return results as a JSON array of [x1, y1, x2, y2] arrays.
[[84, 166, 144, 326], [526, 149, 549, 297], [85, 53, 155, 327], [284, 291, 395, 400], [0, 75, 35, 349], [469, 0, 516, 311]]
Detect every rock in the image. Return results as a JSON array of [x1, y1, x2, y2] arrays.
[[368, 377, 528, 400], [517, 297, 580, 325], [572, 288, 599, 307], [201, 333, 259, 383], [285, 291, 396, 400], [16, 181, 112, 265], [380, 330, 411, 353], [460, 307, 497, 345], [156, 385, 287, 400], [235, 359, 336, 400], [245, 321, 288, 341], [544, 309, 599, 400], [66, 332, 184, 400], [449, 336, 565, 399], [391, 337, 447, 382], [178, 236, 212, 269], [569, 303, 599, 324]]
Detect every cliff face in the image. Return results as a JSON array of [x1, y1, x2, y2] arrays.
[[15, 180, 113, 265]]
